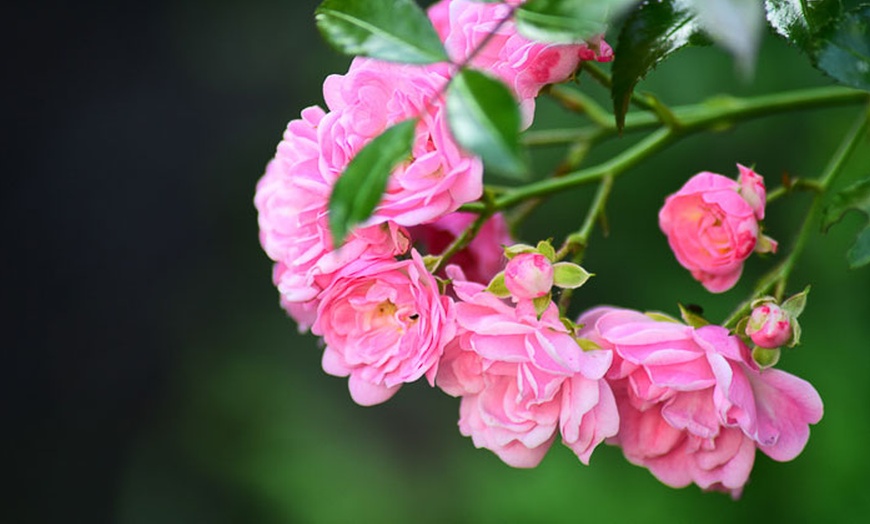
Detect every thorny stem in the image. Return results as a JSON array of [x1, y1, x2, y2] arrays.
[[722, 105, 870, 329]]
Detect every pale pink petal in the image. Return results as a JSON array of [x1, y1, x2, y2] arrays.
[[749, 368, 824, 461]]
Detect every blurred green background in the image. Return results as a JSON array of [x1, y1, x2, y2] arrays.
[[7, 1, 870, 523]]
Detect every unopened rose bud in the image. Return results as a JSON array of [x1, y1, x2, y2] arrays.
[[504, 253, 554, 300], [746, 303, 792, 348]]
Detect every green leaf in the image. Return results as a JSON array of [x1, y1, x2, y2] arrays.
[[315, 0, 449, 64], [447, 69, 529, 179], [516, 0, 639, 43], [553, 262, 592, 289], [764, 0, 842, 54], [611, 0, 707, 131], [687, 0, 766, 75], [328, 119, 417, 246], [822, 177, 870, 268], [815, 5, 870, 91]]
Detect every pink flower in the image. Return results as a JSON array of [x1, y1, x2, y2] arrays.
[[746, 303, 793, 348], [658, 165, 776, 293], [436, 268, 617, 467], [321, 57, 483, 226], [409, 212, 513, 284], [504, 252, 554, 299], [255, 107, 411, 328], [439, 0, 613, 126], [577, 306, 823, 497], [312, 251, 456, 406]]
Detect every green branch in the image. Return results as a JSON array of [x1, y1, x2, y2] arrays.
[[723, 105, 870, 328], [465, 85, 868, 214]]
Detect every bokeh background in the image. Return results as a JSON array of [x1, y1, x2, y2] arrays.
[[6, 1, 870, 522]]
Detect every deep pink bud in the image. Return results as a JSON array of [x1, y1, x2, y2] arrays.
[[746, 303, 792, 348], [504, 253, 554, 300]]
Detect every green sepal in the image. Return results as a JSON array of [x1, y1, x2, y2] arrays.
[[752, 346, 782, 368], [533, 293, 552, 318], [781, 286, 810, 318], [553, 262, 592, 289], [435, 276, 452, 296], [750, 295, 777, 309], [789, 317, 802, 347], [679, 303, 711, 328], [422, 255, 441, 274], [504, 243, 537, 259], [560, 316, 582, 335], [575, 337, 602, 352], [644, 311, 682, 324], [485, 271, 511, 298], [734, 315, 751, 340], [536, 240, 557, 262]]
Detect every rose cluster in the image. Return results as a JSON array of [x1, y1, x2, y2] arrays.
[[255, 0, 610, 402], [254, 0, 821, 497]]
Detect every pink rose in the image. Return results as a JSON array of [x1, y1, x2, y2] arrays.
[[312, 251, 456, 406], [658, 165, 776, 293], [440, 0, 613, 126], [746, 303, 793, 348], [409, 212, 513, 284], [321, 57, 483, 226], [255, 107, 411, 328], [577, 306, 823, 497], [436, 268, 617, 467], [504, 252, 554, 299]]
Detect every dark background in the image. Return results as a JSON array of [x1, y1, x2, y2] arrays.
[[6, 1, 870, 523]]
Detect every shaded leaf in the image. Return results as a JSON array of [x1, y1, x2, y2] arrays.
[[447, 69, 528, 179], [764, 0, 842, 54], [611, 0, 707, 130], [315, 0, 448, 64], [687, 0, 766, 75], [516, 0, 638, 44], [815, 5, 870, 91], [328, 119, 417, 246], [822, 177, 870, 268]]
